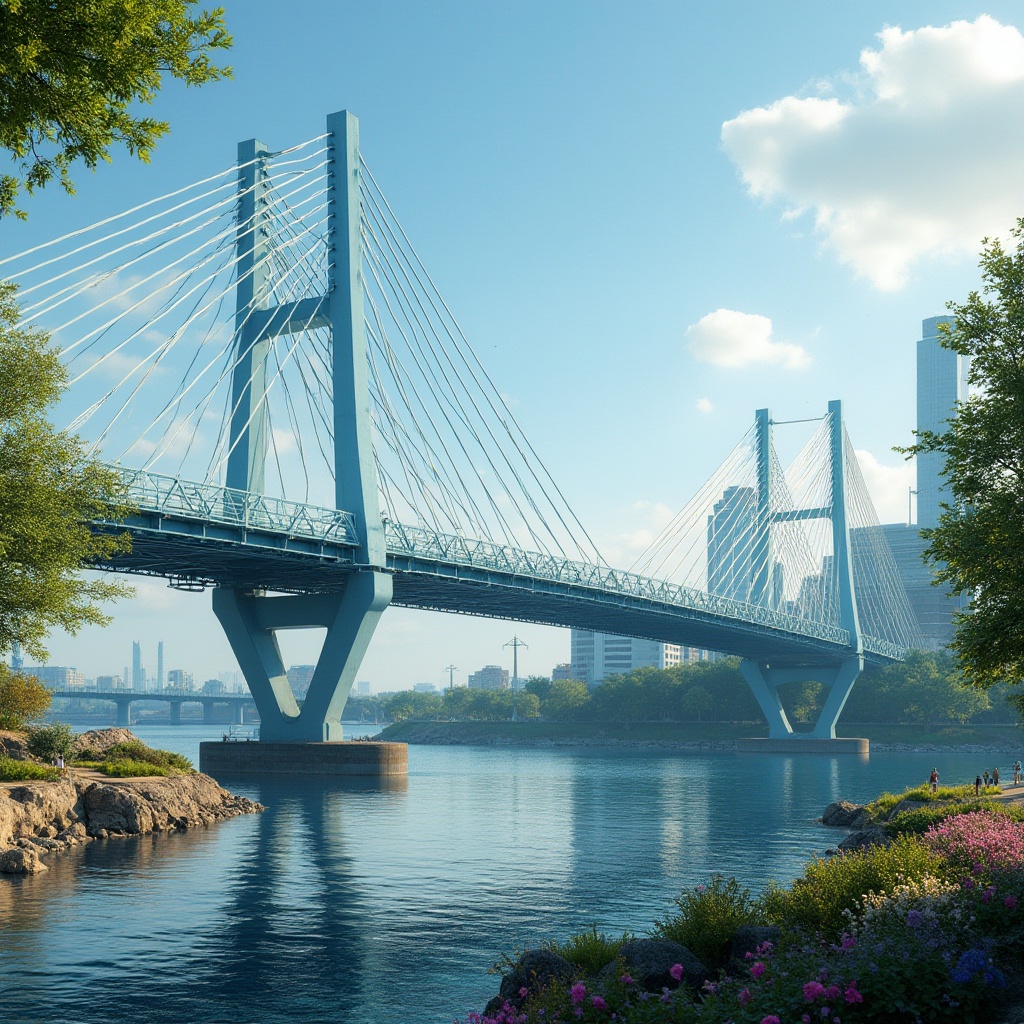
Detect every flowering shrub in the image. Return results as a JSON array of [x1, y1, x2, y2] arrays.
[[922, 810, 1024, 874], [461, 808, 1024, 1024]]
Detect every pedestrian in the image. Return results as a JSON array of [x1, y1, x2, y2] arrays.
[[56, 754, 65, 776], [929, 768, 939, 793], [994, 767, 1001, 787], [984, 770, 990, 787], [976, 774, 982, 796], [1015, 760, 1022, 785]]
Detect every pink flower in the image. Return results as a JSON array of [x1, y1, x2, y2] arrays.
[[845, 984, 863, 1004], [619, 974, 634, 985], [825, 985, 841, 1000], [518, 988, 529, 998], [1006, 896, 1018, 909], [570, 983, 587, 1006], [591, 996, 607, 1011], [738, 988, 752, 1006], [804, 981, 826, 1002], [802, 1017, 811, 1024], [669, 963, 685, 982], [750, 961, 767, 979], [839, 934, 856, 950], [761, 1017, 782, 1024]]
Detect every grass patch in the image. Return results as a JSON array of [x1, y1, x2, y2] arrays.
[[653, 875, 763, 968], [865, 784, 1000, 820], [762, 835, 942, 938], [75, 758, 175, 778], [888, 800, 1024, 836], [546, 926, 632, 974], [0, 756, 58, 782]]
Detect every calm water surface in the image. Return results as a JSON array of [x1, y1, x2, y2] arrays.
[[0, 727, 1010, 1023]]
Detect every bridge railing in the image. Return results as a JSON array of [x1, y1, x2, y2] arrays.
[[383, 522, 857, 649], [105, 465, 359, 546]]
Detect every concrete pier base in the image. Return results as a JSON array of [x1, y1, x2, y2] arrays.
[[736, 737, 869, 755], [199, 740, 408, 777]]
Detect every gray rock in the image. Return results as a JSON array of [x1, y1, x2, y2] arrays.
[[822, 800, 869, 827], [615, 938, 706, 992], [0, 847, 46, 873], [496, 948, 574, 1008], [838, 826, 892, 852]]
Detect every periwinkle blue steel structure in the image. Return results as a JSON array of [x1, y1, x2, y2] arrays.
[[739, 400, 864, 739], [213, 111, 393, 742]]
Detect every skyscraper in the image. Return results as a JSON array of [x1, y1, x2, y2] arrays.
[[916, 316, 969, 530], [157, 641, 165, 690], [131, 641, 144, 692], [569, 631, 681, 686]]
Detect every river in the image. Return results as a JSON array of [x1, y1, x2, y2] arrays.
[[0, 726, 1014, 1023]]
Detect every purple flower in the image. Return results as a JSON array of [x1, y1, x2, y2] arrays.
[[669, 963, 685, 982], [906, 909, 923, 928], [804, 981, 826, 1002], [570, 983, 587, 1006], [802, 1017, 811, 1024], [820, 1008, 832, 1019], [738, 988, 752, 1006], [519, 988, 529, 998], [844, 985, 863, 1005], [825, 985, 841, 1000], [1006, 896, 1018, 909], [839, 934, 856, 950], [761, 1017, 782, 1024], [591, 996, 606, 1011], [750, 961, 767, 979]]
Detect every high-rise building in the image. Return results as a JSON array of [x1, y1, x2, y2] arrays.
[[131, 641, 145, 692], [23, 666, 85, 689], [569, 631, 681, 687], [876, 317, 970, 651], [468, 665, 509, 690], [157, 641, 165, 690], [355, 680, 371, 695], [287, 665, 316, 699], [917, 316, 969, 531]]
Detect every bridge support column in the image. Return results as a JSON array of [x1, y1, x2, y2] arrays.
[[169, 702, 182, 726], [231, 702, 244, 726], [202, 701, 216, 725], [115, 700, 131, 727], [740, 656, 864, 739], [213, 572, 392, 742]]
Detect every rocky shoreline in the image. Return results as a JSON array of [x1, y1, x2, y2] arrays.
[[0, 730, 262, 875], [379, 721, 1022, 755]]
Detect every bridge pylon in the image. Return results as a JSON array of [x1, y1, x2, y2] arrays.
[[215, 110, 392, 743], [738, 400, 863, 740]]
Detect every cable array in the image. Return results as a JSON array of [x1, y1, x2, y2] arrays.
[[630, 411, 917, 647]]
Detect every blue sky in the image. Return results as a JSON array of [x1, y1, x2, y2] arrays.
[[6, 2, 1024, 690]]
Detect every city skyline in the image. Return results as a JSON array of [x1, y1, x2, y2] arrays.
[[3, 4, 1023, 688]]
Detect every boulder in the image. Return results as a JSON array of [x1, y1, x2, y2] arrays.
[[0, 847, 46, 874], [485, 948, 574, 1015], [614, 938, 707, 992], [729, 925, 782, 966], [74, 728, 136, 753], [0, 730, 30, 760], [822, 801, 872, 828], [838, 826, 892, 852]]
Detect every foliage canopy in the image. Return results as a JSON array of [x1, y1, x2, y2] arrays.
[[0, 0, 232, 216], [0, 663, 49, 728], [0, 284, 133, 660], [904, 219, 1024, 690]]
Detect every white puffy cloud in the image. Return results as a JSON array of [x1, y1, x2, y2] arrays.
[[696, 397, 714, 413], [722, 16, 1024, 290], [686, 309, 809, 369], [854, 448, 915, 524]]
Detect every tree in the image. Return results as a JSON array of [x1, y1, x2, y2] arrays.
[[0, 284, 133, 659], [904, 220, 1024, 693], [0, 0, 232, 217], [27, 720, 75, 762], [0, 664, 49, 728]]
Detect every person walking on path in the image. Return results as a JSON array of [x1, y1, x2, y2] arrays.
[[930, 768, 939, 793], [984, 770, 991, 787], [994, 767, 1001, 787], [976, 774, 983, 796]]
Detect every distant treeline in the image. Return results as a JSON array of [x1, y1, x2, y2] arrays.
[[347, 650, 1020, 728]]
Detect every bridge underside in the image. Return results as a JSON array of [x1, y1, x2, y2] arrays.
[[91, 524, 882, 670]]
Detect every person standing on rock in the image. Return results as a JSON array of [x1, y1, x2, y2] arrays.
[[929, 768, 939, 793]]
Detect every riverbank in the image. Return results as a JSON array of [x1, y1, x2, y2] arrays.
[[0, 729, 262, 875], [378, 719, 1024, 752]]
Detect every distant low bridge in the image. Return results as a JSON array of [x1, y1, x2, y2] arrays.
[[50, 689, 257, 728]]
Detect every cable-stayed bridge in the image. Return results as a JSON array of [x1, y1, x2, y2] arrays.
[[1, 111, 918, 744]]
